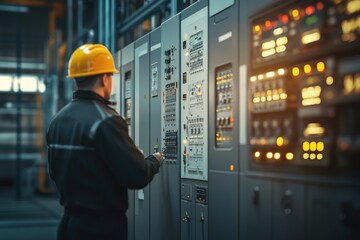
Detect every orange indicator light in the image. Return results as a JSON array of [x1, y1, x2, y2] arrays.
[[265, 20, 272, 28], [230, 164, 235, 172]]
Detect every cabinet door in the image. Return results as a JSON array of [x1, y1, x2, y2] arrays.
[[307, 186, 360, 240], [273, 181, 305, 240], [246, 178, 272, 240]]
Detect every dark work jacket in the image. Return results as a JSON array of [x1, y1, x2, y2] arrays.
[[46, 90, 160, 212]]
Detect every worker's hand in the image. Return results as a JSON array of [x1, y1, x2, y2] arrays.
[[152, 152, 164, 166]]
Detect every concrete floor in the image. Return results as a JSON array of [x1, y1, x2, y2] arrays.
[[0, 189, 62, 240]]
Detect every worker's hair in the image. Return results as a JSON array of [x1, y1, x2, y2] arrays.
[[75, 74, 102, 89]]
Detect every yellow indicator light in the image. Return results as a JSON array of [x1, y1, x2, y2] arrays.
[[230, 164, 235, 172], [278, 68, 285, 75], [303, 153, 309, 160], [303, 141, 310, 151], [304, 64, 312, 74], [250, 76, 257, 82], [302, 98, 321, 106], [291, 9, 300, 20], [262, 49, 276, 58], [258, 74, 264, 80], [273, 94, 280, 100], [326, 76, 334, 85], [310, 141, 317, 151], [280, 93, 288, 99], [317, 61, 325, 72], [276, 45, 286, 53], [310, 153, 316, 160], [317, 153, 323, 160], [183, 139, 187, 145], [261, 96, 266, 102], [292, 67, 300, 76], [347, 0, 360, 15], [304, 123, 325, 137], [266, 71, 275, 78], [266, 152, 273, 159], [276, 137, 284, 147], [276, 36, 288, 46], [253, 97, 260, 103], [267, 95, 273, 101], [302, 29, 321, 44], [344, 75, 354, 95], [262, 40, 276, 50], [254, 151, 261, 158], [273, 27, 284, 36], [317, 141, 324, 151], [355, 74, 360, 92], [254, 25, 261, 32], [274, 152, 281, 160], [286, 152, 294, 160]]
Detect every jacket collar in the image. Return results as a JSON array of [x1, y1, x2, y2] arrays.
[[73, 90, 115, 106]]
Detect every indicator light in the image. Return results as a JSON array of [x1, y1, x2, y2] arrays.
[[303, 141, 310, 151], [317, 2, 324, 11], [305, 5, 315, 15], [250, 76, 257, 82], [278, 68, 285, 75], [310, 142, 317, 151], [276, 137, 284, 147], [291, 9, 300, 19], [254, 151, 261, 158], [274, 152, 281, 159], [304, 64, 312, 74], [317, 153, 323, 160], [303, 153, 309, 159], [230, 164, 235, 171], [326, 76, 334, 85], [265, 20, 272, 28], [317, 61, 325, 72], [281, 14, 289, 24], [317, 141, 324, 151], [266, 152, 273, 159], [292, 67, 300, 76], [310, 153, 316, 160], [258, 74, 264, 80], [286, 152, 294, 160], [254, 25, 261, 32]]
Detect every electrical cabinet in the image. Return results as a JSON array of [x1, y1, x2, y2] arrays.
[[208, 1, 239, 239], [120, 43, 135, 240], [134, 34, 151, 240]]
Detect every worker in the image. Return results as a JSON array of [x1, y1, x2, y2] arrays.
[[46, 43, 163, 240]]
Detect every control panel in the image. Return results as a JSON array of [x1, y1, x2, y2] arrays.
[[249, 0, 360, 173], [124, 70, 132, 136], [215, 64, 234, 148], [161, 30, 180, 164], [181, 7, 208, 180]]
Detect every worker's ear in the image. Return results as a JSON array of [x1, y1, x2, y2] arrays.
[[100, 74, 107, 86]]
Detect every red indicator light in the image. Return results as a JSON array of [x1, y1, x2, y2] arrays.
[[230, 117, 234, 123], [281, 14, 289, 24], [317, 2, 324, 11], [306, 6, 315, 15]]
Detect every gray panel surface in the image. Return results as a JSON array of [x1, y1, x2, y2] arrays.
[[121, 42, 135, 240], [195, 203, 208, 240], [273, 181, 305, 240], [307, 186, 360, 240], [209, 0, 234, 17], [181, 200, 192, 240], [246, 178, 271, 240], [134, 34, 150, 240], [208, 3, 239, 239]]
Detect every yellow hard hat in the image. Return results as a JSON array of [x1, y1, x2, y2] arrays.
[[67, 43, 119, 78]]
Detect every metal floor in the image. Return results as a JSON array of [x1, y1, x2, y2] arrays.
[[0, 188, 62, 240]]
